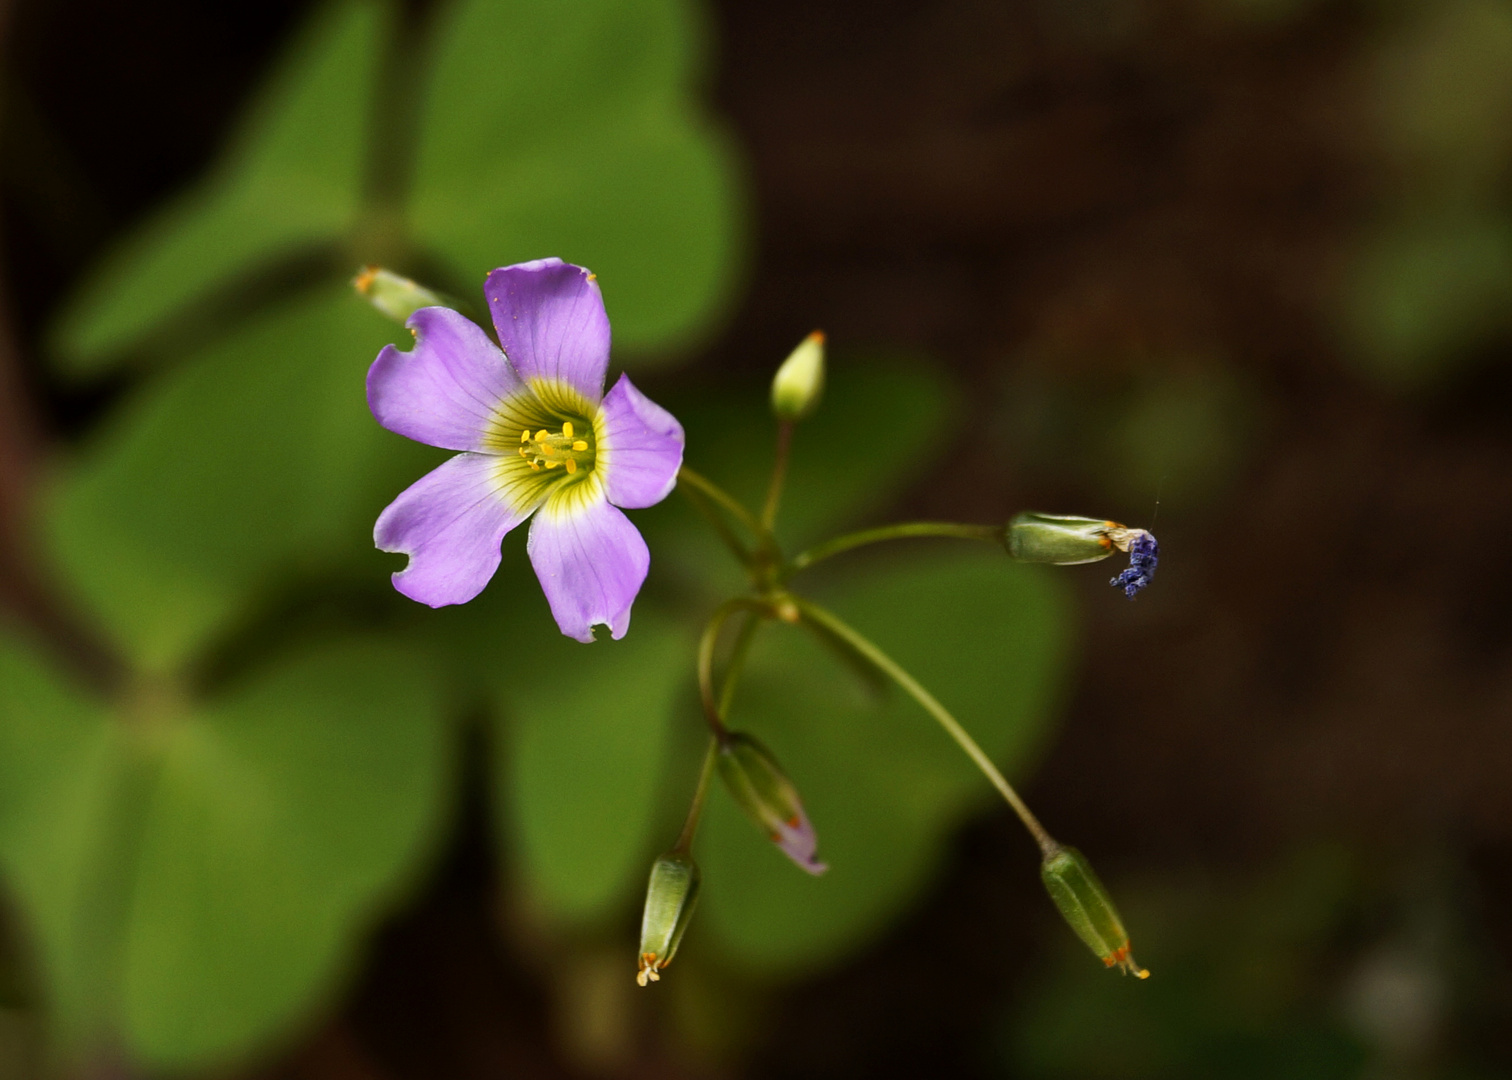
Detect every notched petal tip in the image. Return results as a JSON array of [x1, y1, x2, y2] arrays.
[[485, 259, 610, 406]]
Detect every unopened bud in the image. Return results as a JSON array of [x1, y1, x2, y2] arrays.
[[717, 733, 827, 875], [353, 265, 447, 323], [771, 331, 826, 421], [1040, 844, 1149, 978], [1005, 513, 1158, 598], [637, 852, 701, 986]]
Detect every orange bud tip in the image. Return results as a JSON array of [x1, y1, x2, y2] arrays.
[[636, 952, 663, 987], [354, 265, 378, 293], [1107, 944, 1149, 978], [808, 330, 825, 344]]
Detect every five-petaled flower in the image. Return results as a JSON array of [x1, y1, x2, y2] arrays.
[[366, 258, 684, 642]]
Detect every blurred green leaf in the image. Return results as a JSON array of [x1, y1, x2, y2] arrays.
[[44, 288, 412, 673], [1339, 211, 1512, 388], [0, 635, 449, 1068], [410, 0, 744, 358], [50, 0, 386, 372], [0, 633, 127, 1045], [697, 550, 1071, 975], [496, 610, 689, 925]]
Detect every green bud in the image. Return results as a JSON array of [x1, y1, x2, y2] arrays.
[[1005, 512, 1131, 565], [353, 265, 446, 323], [637, 852, 701, 986], [771, 330, 826, 421], [717, 733, 827, 875], [1040, 844, 1149, 978]]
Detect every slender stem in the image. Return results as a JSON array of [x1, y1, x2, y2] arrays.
[[787, 522, 1004, 576], [792, 596, 1057, 855], [760, 421, 794, 530], [677, 466, 768, 542], [719, 612, 762, 718], [673, 737, 719, 854], [696, 598, 769, 737], [678, 482, 753, 566]]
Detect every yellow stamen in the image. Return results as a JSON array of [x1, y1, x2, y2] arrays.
[[547, 460, 562, 468], [566, 459, 577, 474], [521, 429, 531, 443], [562, 421, 574, 439], [535, 430, 549, 443], [572, 440, 588, 451]]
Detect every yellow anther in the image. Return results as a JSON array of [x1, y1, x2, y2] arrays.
[[562, 421, 574, 439], [572, 440, 588, 451], [535, 429, 549, 443], [547, 460, 562, 468], [520, 429, 530, 443], [566, 459, 578, 474], [529, 461, 541, 471]]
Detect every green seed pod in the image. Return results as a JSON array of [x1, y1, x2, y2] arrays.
[[1005, 512, 1129, 566], [353, 265, 447, 323], [1040, 844, 1149, 978], [637, 852, 701, 986], [771, 330, 826, 421]]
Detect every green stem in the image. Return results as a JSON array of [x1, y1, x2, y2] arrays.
[[760, 421, 794, 531], [678, 466, 768, 544], [792, 596, 1056, 856], [696, 598, 769, 737], [719, 612, 762, 718], [678, 482, 753, 567], [673, 738, 719, 854], [787, 522, 1004, 576]]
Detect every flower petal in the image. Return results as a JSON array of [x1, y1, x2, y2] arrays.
[[375, 452, 540, 607], [526, 489, 649, 642], [596, 373, 685, 509], [367, 307, 526, 451], [485, 259, 610, 405]]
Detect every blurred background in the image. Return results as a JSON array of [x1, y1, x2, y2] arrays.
[[1, 0, 1511, 1077]]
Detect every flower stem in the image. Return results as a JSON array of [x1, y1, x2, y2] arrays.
[[678, 481, 754, 567], [791, 596, 1057, 856], [696, 597, 770, 738], [760, 420, 795, 531], [786, 522, 1004, 576], [673, 737, 719, 854], [678, 466, 769, 544]]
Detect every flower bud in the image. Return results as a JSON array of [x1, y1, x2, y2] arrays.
[[1040, 844, 1149, 978], [637, 852, 701, 986], [353, 265, 446, 323], [771, 331, 826, 422], [716, 732, 827, 875]]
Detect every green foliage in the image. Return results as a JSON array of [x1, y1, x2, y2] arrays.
[[19, 0, 746, 1066], [0, 634, 449, 1067], [51, 0, 385, 372], [411, 0, 742, 357], [698, 551, 1070, 975], [496, 611, 689, 924]]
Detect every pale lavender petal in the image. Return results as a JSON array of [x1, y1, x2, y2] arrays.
[[484, 259, 610, 405], [367, 307, 525, 451], [597, 373, 685, 509], [526, 490, 649, 642], [375, 453, 539, 607], [773, 810, 828, 876]]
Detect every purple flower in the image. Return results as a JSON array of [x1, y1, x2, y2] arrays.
[[366, 258, 684, 642], [1109, 530, 1158, 599]]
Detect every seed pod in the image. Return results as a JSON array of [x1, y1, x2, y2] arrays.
[[637, 852, 701, 986], [1040, 844, 1149, 978]]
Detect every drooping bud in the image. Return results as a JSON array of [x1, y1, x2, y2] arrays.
[[716, 732, 827, 875], [636, 852, 701, 986], [771, 331, 826, 422], [1004, 513, 1158, 598], [353, 265, 447, 323], [1040, 844, 1149, 978]]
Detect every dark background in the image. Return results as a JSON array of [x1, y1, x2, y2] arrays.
[[3, 0, 1511, 1077]]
